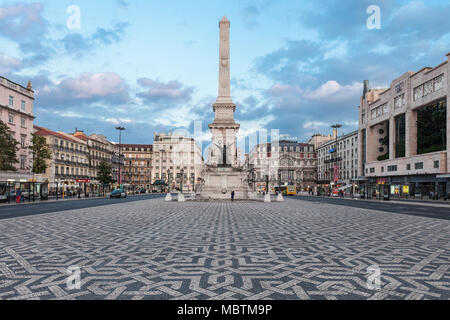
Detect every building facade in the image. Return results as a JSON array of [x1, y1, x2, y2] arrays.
[[122, 144, 153, 188], [0, 77, 35, 176], [34, 126, 89, 190], [153, 133, 204, 191], [248, 141, 317, 193], [358, 53, 450, 200], [316, 130, 359, 195]]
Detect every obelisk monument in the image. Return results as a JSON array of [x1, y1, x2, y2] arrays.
[[199, 16, 248, 200], [209, 16, 240, 168]]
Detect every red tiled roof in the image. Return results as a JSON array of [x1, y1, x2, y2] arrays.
[[34, 126, 82, 144]]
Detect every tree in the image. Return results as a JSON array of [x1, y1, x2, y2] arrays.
[[97, 160, 114, 185], [29, 134, 52, 174], [0, 120, 19, 171]]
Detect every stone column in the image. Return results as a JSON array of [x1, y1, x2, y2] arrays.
[[389, 117, 395, 160], [217, 17, 232, 103], [405, 110, 417, 157]]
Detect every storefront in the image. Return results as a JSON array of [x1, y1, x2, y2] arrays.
[[0, 180, 49, 203]]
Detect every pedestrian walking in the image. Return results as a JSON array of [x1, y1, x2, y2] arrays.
[[231, 191, 235, 202], [15, 188, 22, 204]]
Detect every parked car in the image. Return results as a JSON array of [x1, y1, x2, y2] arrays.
[[110, 189, 127, 199]]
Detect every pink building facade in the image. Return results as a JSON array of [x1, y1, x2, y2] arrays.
[[0, 76, 35, 176]]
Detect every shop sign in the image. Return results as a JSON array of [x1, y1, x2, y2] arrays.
[[377, 178, 386, 185], [402, 186, 409, 194]]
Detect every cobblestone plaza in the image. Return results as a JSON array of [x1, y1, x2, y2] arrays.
[[0, 198, 449, 300]]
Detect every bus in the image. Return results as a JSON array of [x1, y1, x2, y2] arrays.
[[286, 185, 297, 196]]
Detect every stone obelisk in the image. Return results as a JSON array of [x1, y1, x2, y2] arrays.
[[209, 16, 240, 168], [199, 17, 248, 200]]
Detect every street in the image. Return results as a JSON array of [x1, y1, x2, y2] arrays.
[[0, 194, 164, 220], [0, 198, 448, 300]]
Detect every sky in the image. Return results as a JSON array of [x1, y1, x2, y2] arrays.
[[1, 0, 449, 151]]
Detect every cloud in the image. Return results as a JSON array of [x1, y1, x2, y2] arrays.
[[37, 72, 130, 108], [305, 81, 362, 102], [137, 78, 194, 105], [61, 22, 130, 56], [0, 53, 22, 73], [0, 2, 53, 64]]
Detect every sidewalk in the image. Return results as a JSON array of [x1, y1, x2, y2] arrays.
[[300, 194, 450, 208], [0, 193, 155, 207]]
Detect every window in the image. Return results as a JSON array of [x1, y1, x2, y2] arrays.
[[434, 74, 444, 91], [20, 156, 26, 170], [387, 165, 397, 172], [20, 135, 26, 148], [9, 96, 14, 106], [394, 94, 405, 109], [370, 168, 375, 173], [407, 164, 411, 171], [434, 161, 439, 169], [21, 100, 25, 111], [414, 85, 423, 101], [8, 113, 14, 124], [424, 80, 433, 96], [395, 82, 404, 93], [21, 117, 26, 128], [415, 162, 424, 170]]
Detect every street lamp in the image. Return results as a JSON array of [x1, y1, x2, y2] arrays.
[[167, 169, 171, 193], [180, 168, 184, 193], [331, 124, 342, 184], [115, 126, 125, 187]]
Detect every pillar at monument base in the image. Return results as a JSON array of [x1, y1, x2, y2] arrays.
[[178, 193, 186, 202], [198, 166, 248, 200], [264, 194, 271, 203], [165, 193, 172, 202], [277, 193, 284, 202]]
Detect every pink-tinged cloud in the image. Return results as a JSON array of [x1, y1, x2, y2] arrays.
[[0, 52, 22, 73], [0, 3, 48, 40], [137, 78, 194, 104], [37, 72, 130, 107]]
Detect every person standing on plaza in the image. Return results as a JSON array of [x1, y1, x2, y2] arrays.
[[231, 191, 235, 202]]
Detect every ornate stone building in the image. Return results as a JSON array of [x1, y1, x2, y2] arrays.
[[153, 132, 204, 191], [248, 141, 317, 193]]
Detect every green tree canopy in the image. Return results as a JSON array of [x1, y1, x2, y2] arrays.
[[30, 134, 52, 174], [97, 160, 115, 185], [0, 120, 19, 171]]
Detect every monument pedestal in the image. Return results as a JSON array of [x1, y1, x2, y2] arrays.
[[199, 165, 248, 200], [165, 193, 172, 202]]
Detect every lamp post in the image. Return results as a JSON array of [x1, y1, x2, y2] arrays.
[[180, 168, 184, 193], [331, 124, 342, 185], [115, 126, 125, 187], [167, 169, 171, 193]]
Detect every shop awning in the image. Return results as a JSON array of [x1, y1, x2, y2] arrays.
[[437, 174, 450, 179], [338, 185, 353, 191], [354, 177, 369, 181]]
